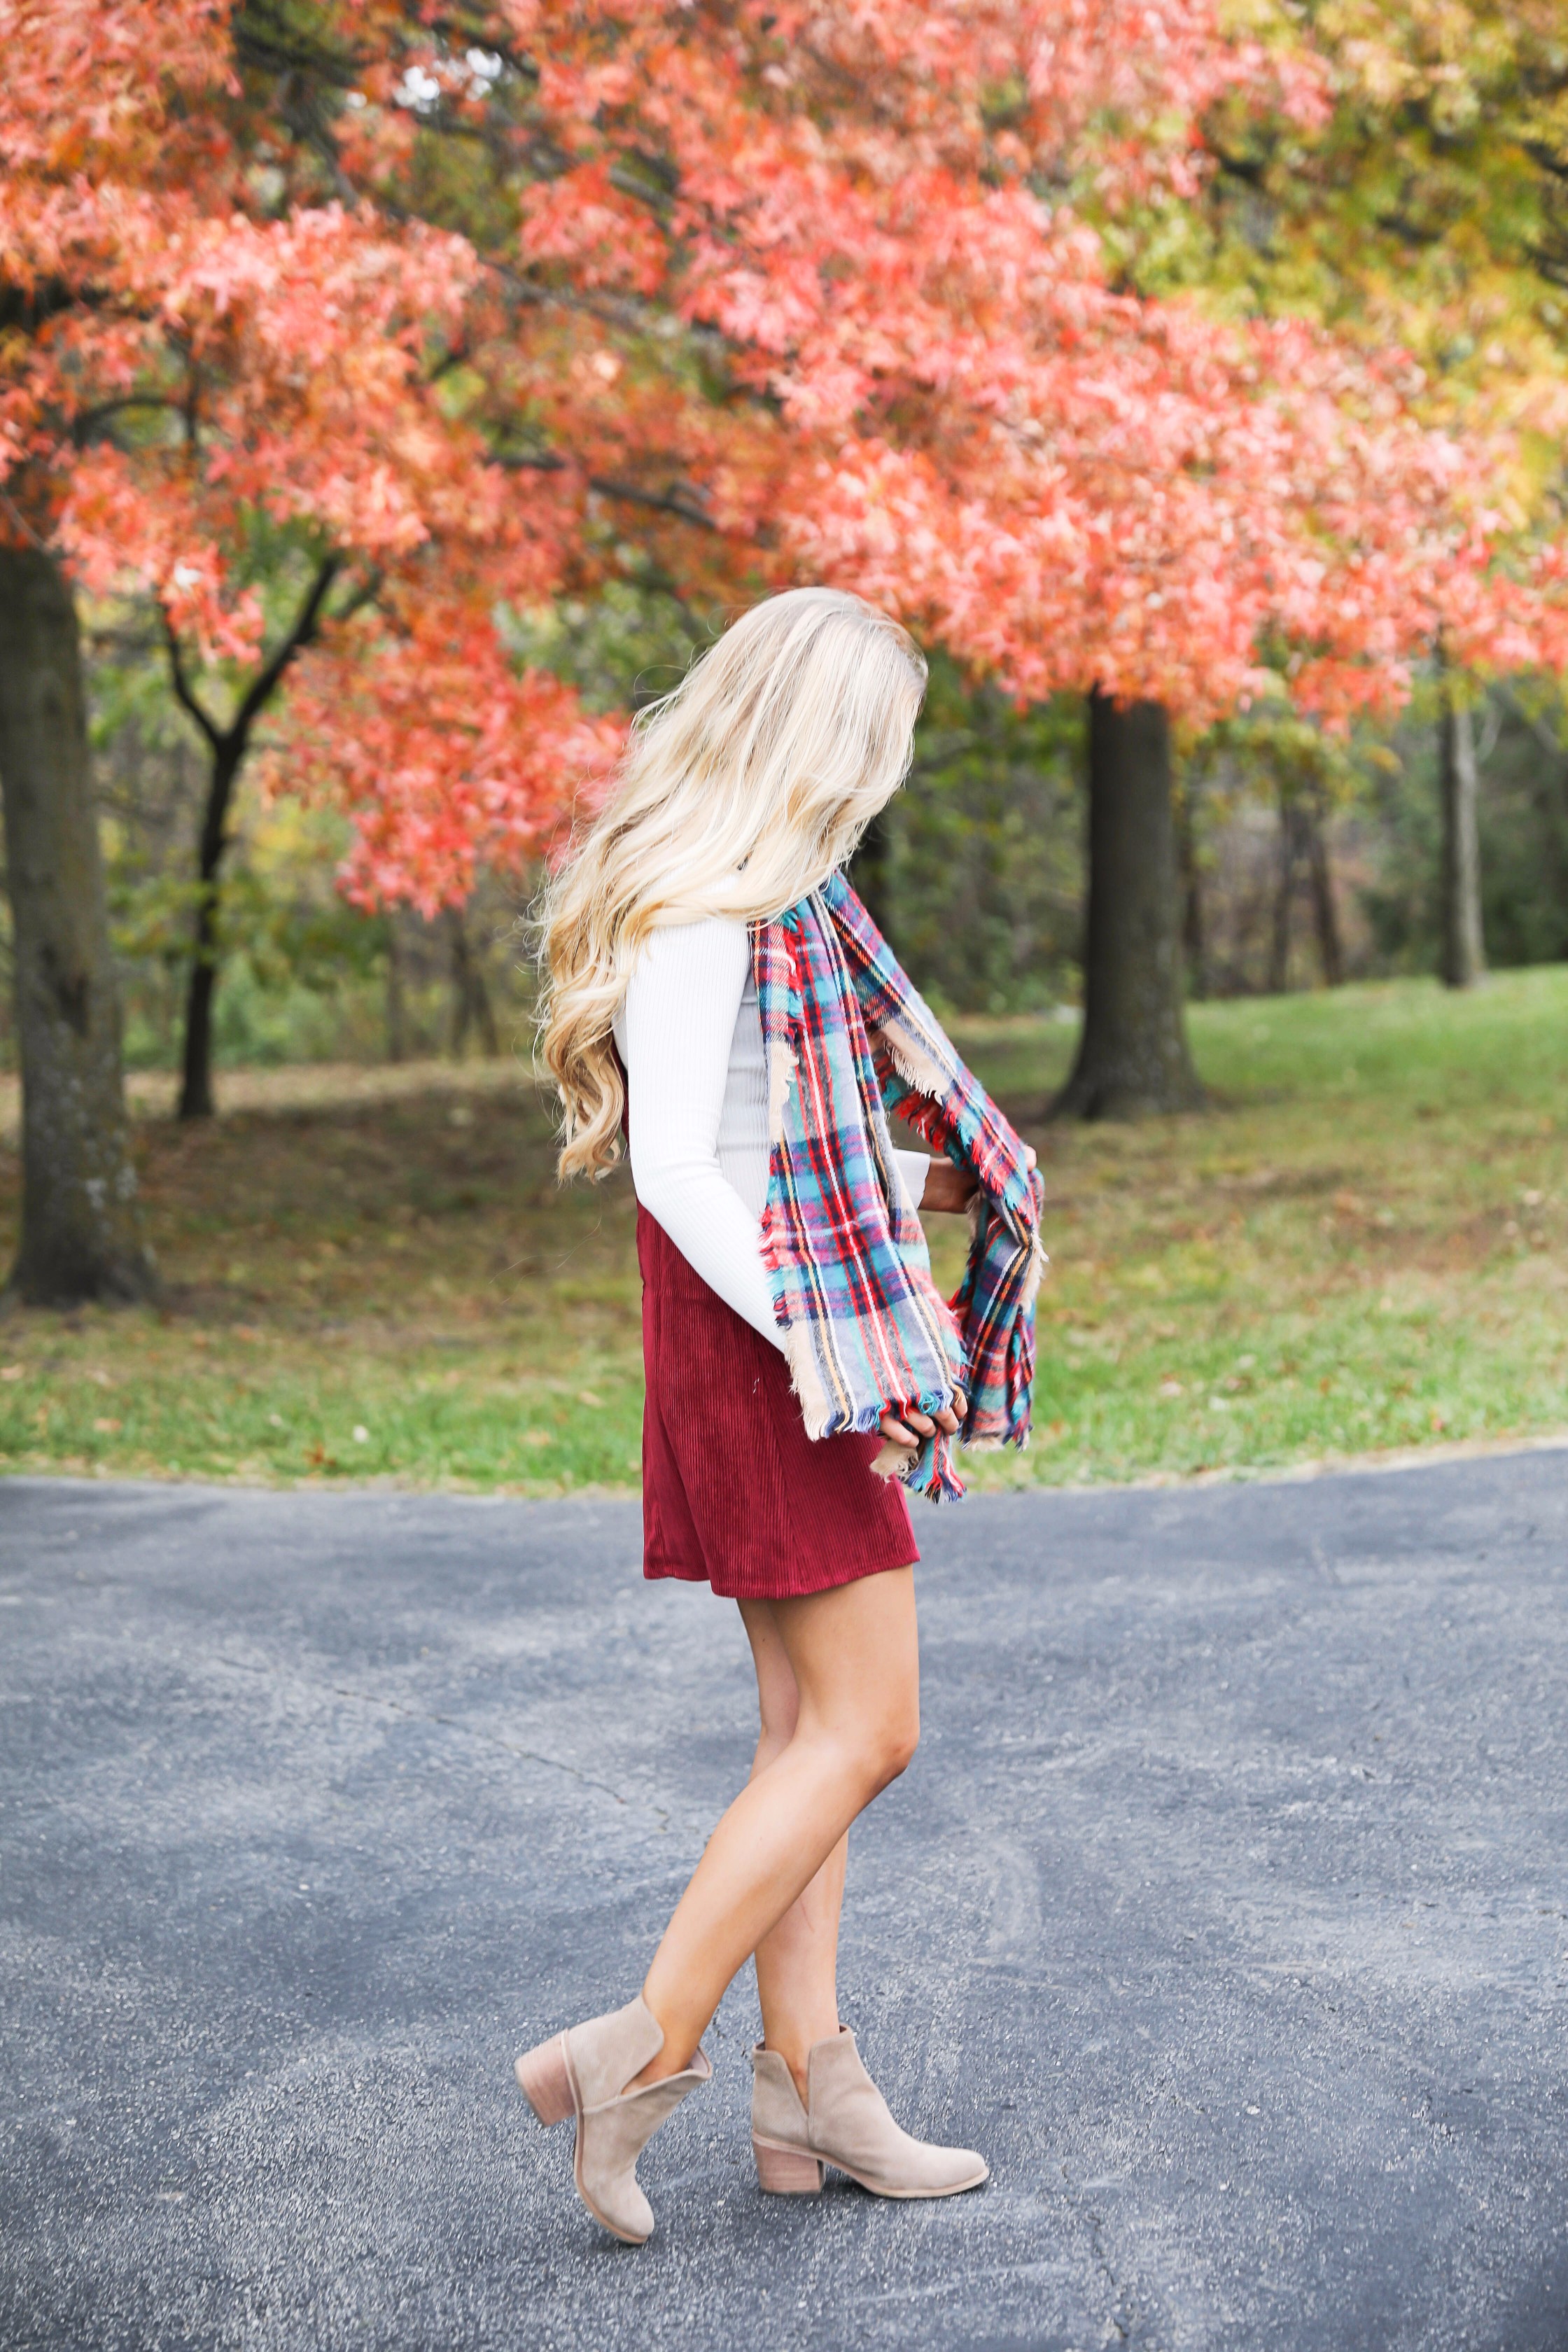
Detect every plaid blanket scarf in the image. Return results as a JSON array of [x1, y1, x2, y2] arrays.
[[755, 869, 1046, 1502]]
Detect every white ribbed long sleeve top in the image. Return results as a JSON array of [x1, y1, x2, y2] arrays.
[[611, 917, 928, 1351]]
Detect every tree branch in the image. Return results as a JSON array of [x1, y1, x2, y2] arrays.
[[426, 11, 541, 84], [1210, 146, 1268, 188], [493, 447, 720, 530], [328, 566, 383, 626], [72, 394, 190, 446], [275, 82, 363, 208], [1523, 138, 1568, 186], [1497, 680, 1568, 768], [160, 612, 223, 749], [230, 553, 344, 740], [162, 553, 344, 756], [232, 1, 363, 91], [588, 476, 716, 530]]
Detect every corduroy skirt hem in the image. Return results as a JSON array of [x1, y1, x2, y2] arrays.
[[637, 1202, 918, 1601]]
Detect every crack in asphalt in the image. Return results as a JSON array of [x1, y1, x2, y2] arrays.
[[214, 1651, 673, 1828], [1085, 2204, 1139, 2346]]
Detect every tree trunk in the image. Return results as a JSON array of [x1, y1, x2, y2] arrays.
[[385, 918, 407, 1063], [1439, 687, 1486, 989], [1051, 693, 1204, 1119], [1268, 792, 1296, 995], [0, 545, 155, 1303], [167, 554, 346, 1120], [447, 906, 498, 1059], [1303, 790, 1344, 987], [1527, 766, 1568, 962], [850, 805, 895, 939], [1178, 778, 1207, 1001], [178, 736, 244, 1119]]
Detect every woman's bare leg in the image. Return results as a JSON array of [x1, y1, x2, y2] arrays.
[[741, 1599, 848, 2100], [631, 1564, 918, 2087]]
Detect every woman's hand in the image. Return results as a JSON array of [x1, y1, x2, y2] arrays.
[[920, 1144, 1037, 1216], [878, 1390, 967, 1454], [920, 1161, 978, 1214], [879, 1143, 1036, 1454]]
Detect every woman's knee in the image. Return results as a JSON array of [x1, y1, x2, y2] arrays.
[[839, 1700, 919, 1795], [870, 1704, 920, 1787], [778, 1569, 920, 1790], [830, 1675, 920, 1792]]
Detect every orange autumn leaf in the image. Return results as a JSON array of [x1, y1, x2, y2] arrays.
[[0, 0, 1552, 911]]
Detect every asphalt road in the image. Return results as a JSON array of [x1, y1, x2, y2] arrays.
[[1, 1455, 1566, 2352]]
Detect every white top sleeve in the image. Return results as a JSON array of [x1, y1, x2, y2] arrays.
[[617, 916, 931, 1352], [893, 1146, 930, 1208], [620, 919, 785, 1348]]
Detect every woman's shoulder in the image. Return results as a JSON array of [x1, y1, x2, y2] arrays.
[[640, 910, 748, 953], [628, 912, 750, 987]]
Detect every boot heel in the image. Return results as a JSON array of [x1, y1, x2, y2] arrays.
[[515, 2033, 575, 2127], [753, 2137, 824, 2194]]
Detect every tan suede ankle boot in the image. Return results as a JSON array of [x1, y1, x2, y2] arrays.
[[515, 1995, 711, 2245], [750, 2027, 988, 2199]]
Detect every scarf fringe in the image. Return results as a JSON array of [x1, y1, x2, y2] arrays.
[[874, 1013, 955, 1109], [766, 1032, 798, 1148]]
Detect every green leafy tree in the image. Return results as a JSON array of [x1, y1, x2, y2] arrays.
[[1170, 2, 1568, 987]]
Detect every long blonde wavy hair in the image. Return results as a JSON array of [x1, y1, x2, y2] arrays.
[[539, 587, 927, 1182]]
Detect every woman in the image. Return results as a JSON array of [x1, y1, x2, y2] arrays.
[[520, 587, 1043, 2246]]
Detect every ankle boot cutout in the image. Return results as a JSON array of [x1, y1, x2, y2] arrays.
[[516, 1994, 711, 2245], [750, 2026, 988, 2200]]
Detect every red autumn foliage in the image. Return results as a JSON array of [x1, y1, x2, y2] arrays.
[[0, 0, 1541, 911]]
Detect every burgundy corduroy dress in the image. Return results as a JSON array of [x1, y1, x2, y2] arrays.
[[637, 1200, 918, 1600]]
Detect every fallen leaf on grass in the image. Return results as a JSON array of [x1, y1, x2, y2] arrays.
[[93, 1417, 122, 1435], [1158, 1378, 1184, 1399], [1, 1364, 22, 1381]]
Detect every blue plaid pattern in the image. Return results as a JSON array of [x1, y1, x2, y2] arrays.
[[755, 870, 1046, 1502]]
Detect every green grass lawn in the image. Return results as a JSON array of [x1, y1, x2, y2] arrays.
[[1, 966, 1565, 1494]]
